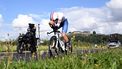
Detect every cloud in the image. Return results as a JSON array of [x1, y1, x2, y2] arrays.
[[0, 14, 3, 27], [57, 0, 122, 34], [12, 14, 35, 33], [60, 7, 110, 34], [10, 0, 122, 38], [11, 14, 51, 39], [39, 19, 50, 31], [0, 31, 18, 41], [113, 22, 122, 33], [106, 0, 122, 9], [37, 19, 52, 39], [12, 14, 35, 28], [33, 0, 122, 35], [106, 0, 122, 22]]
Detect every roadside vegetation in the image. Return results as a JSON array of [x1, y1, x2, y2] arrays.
[[0, 47, 122, 69], [0, 33, 122, 69]]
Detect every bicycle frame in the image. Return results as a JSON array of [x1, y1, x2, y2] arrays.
[[47, 30, 65, 51], [55, 32, 65, 51]]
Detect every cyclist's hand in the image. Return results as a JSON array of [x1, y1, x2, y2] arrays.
[[49, 21, 54, 27], [49, 20, 54, 25]]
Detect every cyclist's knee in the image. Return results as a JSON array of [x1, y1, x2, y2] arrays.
[[62, 33, 69, 42], [62, 32, 66, 36]]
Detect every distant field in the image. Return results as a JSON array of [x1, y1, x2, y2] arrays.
[[0, 44, 48, 52], [0, 42, 107, 52]]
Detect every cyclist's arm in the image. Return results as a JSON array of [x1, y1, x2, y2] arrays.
[[49, 20, 60, 30], [49, 20, 54, 27]]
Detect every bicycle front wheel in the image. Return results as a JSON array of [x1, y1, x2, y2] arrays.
[[48, 36, 58, 57]]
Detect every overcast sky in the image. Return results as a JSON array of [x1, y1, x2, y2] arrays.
[[0, 0, 122, 40]]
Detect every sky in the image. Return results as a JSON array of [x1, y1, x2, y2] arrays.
[[0, 0, 122, 40]]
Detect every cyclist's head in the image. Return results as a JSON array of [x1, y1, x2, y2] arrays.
[[50, 12, 58, 21], [50, 12, 64, 21]]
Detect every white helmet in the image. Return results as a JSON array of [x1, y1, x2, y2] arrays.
[[50, 12, 64, 21]]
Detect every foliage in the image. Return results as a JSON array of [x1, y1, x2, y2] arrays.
[[0, 48, 122, 69]]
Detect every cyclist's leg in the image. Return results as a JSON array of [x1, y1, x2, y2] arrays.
[[62, 19, 72, 47], [62, 19, 69, 43]]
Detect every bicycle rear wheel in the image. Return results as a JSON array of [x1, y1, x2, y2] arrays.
[[48, 36, 58, 57], [65, 38, 73, 54], [69, 39, 73, 53]]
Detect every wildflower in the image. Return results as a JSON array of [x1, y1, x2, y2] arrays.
[[95, 64, 99, 67], [85, 54, 88, 57]]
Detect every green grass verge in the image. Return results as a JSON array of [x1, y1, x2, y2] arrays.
[[0, 42, 107, 52], [0, 48, 122, 69]]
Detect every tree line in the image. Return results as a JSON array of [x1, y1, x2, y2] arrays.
[[69, 32, 122, 45], [1, 32, 122, 46]]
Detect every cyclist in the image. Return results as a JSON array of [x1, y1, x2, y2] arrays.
[[49, 12, 70, 47]]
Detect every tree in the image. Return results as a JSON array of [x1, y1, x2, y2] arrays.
[[93, 31, 96, 35]]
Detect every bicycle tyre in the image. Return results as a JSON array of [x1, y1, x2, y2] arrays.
[[48, 36, 58, 57], [69, 40, 73, 53], [65, 38, 73, 54]]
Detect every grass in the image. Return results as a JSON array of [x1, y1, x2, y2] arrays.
[[0, 42, 106, 52], [0, 42, 121, 69], [0, 44, 48, 52], [0, 46, 122, 69]]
